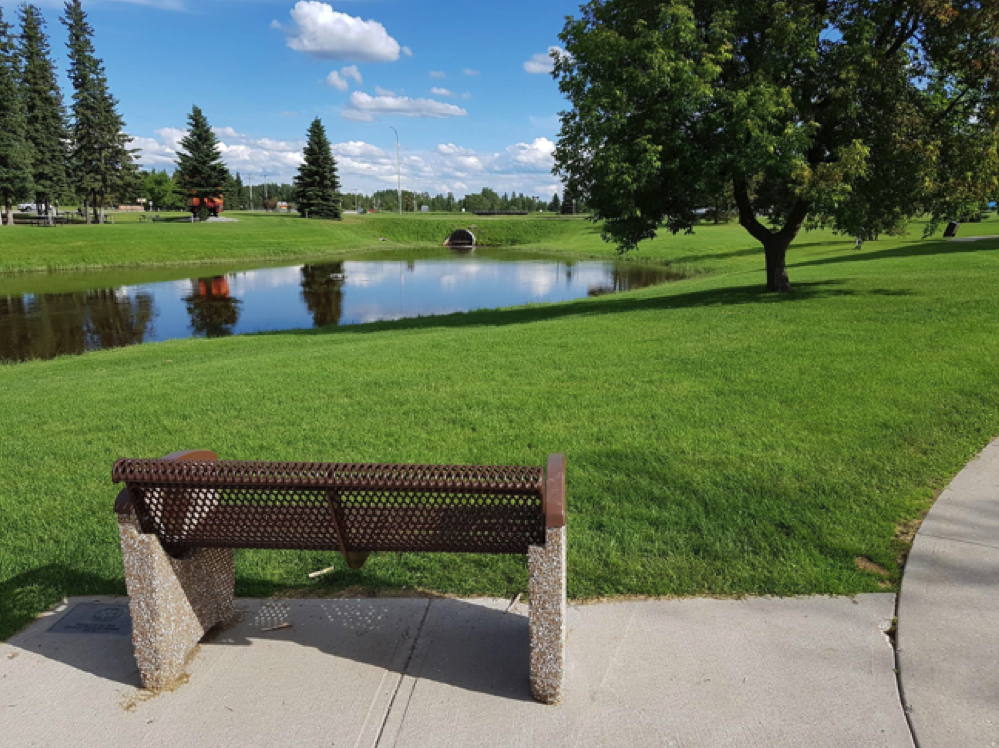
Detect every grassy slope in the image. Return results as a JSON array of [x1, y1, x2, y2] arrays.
[[1, 215, 998, 640], [0, 212, 584, 273]]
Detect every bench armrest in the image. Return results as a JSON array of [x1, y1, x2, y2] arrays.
[[113, 449, 217, 515], [545, 454, 566, 528]]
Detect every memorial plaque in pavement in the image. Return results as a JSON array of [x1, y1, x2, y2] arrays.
[[48, 604, 132, 636]]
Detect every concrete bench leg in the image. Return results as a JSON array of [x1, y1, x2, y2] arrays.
[[117, 509, 236, 690], [528, 525, 567, 704]]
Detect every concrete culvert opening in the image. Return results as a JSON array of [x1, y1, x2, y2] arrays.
[[444, 229, 476, 248]]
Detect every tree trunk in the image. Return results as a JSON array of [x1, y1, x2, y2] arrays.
[[763, 239, 792, 292], [84, 197, 91, 225]]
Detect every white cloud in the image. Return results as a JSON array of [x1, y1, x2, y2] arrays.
[[326, 72, 349, 90], [213, 126, 242, 140], [134, 125, 305, 182], [341, 65, 363, 84], [274, 1, 401, 63], [402, 46, 413, 57], [326, 64, 363, 90], [430, 87, 452, 96], [504, 137, 556, 171], [133, 125, 561, 200], [155, 127, 188, 151], [435, 143, 476, 156], [524, 47, 565, 75], [341, 92, 467, 121], [130, 135, 175, 167], [333, 141, 385, 158], [429, 70, 446, 78], [434, 143, 484, 172], [463, 68, 479, 76], [375, 85, 396, 96]]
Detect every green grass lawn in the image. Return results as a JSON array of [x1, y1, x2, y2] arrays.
[[0, 211, 586, 274], [1, 213, 998, 641]]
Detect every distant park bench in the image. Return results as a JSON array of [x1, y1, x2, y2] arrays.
[[112, 450, 568, 704], [31, 216, 66, 226]]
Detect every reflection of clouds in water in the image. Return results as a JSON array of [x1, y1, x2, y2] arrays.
[[229, 266, 304, 292], [516, 264, 557, 297], [346, 260, 497, 291], [345, 303, 463, 325], [343, 262, 400, 288], [109, 286, 136, 300]]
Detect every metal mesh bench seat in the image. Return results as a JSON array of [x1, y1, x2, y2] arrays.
[[112, 450, 567, 704]]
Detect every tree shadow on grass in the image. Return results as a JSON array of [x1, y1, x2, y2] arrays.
[[270, 279, 910, 340], [790, 237, 999, 270]]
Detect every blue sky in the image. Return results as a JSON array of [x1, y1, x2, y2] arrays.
[[6, 0, 578, 197]]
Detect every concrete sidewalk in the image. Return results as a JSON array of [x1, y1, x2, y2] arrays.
[[897, 437, 999, 748], [1, 593, 911, 748]]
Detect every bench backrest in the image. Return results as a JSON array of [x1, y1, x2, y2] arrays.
[[113, 453, 565, 559]]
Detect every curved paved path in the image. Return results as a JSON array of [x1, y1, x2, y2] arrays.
[[898, 438, 999, 747]]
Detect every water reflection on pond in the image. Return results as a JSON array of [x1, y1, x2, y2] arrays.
[[1, 248, 685, 363]]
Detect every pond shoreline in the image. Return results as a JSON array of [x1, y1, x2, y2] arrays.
[[1, 248, 691, 364]]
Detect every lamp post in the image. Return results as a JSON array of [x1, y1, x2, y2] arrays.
[[260, 172, 270, 211], [389, 126, 401, 215]]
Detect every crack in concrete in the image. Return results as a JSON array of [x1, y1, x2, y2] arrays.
[[916, 531, 999, 553], [891, 593, 921, 748], [372, 600, 432, 748]]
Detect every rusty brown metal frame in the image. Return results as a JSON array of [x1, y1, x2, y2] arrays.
[[544, 454, 567, 528], [113, 452, 565, 565]]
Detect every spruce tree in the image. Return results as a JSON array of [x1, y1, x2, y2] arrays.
[[0, 6, 33, 226], [175, 105, 227, 217], [62, 0, 135, 225], [293, 117, 340, 220], [19, 5, 66, 224]]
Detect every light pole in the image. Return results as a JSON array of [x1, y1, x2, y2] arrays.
[[260, 171, 271, 211], [389, 126, 401, 215]]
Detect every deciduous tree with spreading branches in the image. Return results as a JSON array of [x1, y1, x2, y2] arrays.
[[553, 1, 999, 291]]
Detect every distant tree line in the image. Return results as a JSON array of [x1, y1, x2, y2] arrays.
[[0, 2, 138, 226], [341, 187, 581, 214]]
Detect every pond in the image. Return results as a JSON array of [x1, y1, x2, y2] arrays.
[[0, 247, 684, 363]]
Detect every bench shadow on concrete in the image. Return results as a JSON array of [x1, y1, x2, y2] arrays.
[[5, 566, 533, 702], [216, 595, 535, 703]]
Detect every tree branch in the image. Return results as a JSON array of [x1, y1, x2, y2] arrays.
[[884, 11, 921, 59], [873, 1, 908, 49], [734, 182, 774, 244], [932, 85, 974, 127], [777, 199, 811, 242]]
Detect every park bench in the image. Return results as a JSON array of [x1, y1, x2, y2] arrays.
[[112, 450, 567, 704]]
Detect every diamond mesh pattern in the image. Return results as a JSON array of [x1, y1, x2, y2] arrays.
[[113, 459, 545, 555]]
